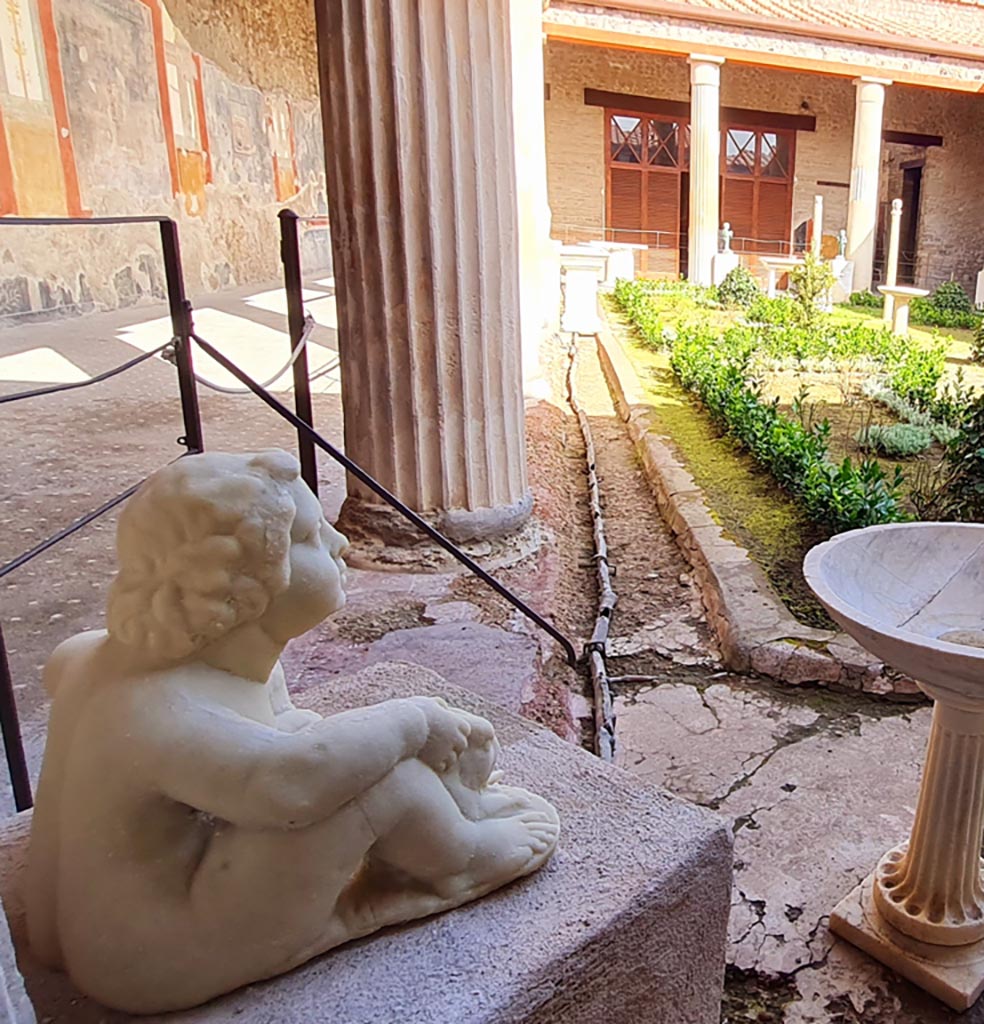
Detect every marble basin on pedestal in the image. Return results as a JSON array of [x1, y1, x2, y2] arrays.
[[804, 521, 984, 704], [804, 522, 984, 1011]]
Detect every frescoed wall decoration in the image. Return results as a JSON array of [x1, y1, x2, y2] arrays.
[[266, 94, 299, 202], [0, 0, 82, 215]]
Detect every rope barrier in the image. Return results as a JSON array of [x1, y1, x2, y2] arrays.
[[0, 342, 171, 405], [170, 315, 336, 395]]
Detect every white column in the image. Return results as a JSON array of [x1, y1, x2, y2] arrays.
[[509, 0, 558, 391], [883, 198, 903, 323], [316, 0, 531, 545], [688, 55, 724, 288], [811, 194, 823, 258], [846, 76, 891, 293]]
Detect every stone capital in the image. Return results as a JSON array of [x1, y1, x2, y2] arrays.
[[853, 76, 893, 88], [689, 55, 724, 88]]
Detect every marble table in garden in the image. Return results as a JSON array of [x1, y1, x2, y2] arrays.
[[760, 256, 804, 298], [877, 284, 929, 337], [805, 522, 984, 1011]]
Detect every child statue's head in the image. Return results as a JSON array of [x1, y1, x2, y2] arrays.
[[107, 450, 348, 661]]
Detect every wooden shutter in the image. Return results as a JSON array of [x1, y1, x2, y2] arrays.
[[722, 178, 755, 243], [645, 171, 679, 240], [757, 181, 791, 253], [608, 167, 643, 244]]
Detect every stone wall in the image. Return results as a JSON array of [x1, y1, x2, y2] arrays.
[[884, 86, 984, 293], [0, 0, 328, 323], [545, 40, 984, 292]]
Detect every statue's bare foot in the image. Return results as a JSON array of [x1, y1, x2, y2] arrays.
[[435, 792, 560, 901]]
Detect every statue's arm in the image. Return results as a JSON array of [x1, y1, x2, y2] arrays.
[[140, 694, 430, 829], [267, 662, 321, 732]]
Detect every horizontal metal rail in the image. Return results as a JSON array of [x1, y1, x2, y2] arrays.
[[190, 331, 580, 667], [0, 215, 170, 227], [0, 342, 169, 405]]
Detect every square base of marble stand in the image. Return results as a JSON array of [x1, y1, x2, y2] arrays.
[[831, 873, 984, 1011]]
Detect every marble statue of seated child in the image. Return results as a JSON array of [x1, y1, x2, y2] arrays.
[[25, 449, 560, 1014]]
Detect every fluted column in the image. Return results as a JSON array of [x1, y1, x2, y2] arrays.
[[883, 197, 903, 323], [846, 77, 891, 293], [687, 55, 724, 288], [315, 0, 530, 544], [509, 0, 558, 387], [873, 698, 984, 945]]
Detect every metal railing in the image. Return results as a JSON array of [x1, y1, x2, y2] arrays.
[[0, 212, 578, 811]]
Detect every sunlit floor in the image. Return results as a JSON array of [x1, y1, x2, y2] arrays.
[[0, 277, 341, 396]]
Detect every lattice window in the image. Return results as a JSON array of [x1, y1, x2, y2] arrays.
[[610, 115, 643, 164], [725, 129, 756, 176], [647, 120, 680, 168]]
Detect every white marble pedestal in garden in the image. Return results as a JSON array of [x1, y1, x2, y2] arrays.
[[806, 523, 984, 1011]]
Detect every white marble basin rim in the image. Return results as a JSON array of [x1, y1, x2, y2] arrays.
[[804, 522, 984, 700]]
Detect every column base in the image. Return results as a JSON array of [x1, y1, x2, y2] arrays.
[[831, 873, 984, 1011], [336, 492, 539, 572]]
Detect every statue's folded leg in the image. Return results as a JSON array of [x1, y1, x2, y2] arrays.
[[356, 758, 559, 913]]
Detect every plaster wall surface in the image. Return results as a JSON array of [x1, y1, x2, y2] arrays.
[[0, 0, 328, 323], [545, 40, 984, 291]]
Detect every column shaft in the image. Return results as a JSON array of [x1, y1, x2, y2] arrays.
[[874, 700, 984, 945], [316, 0, 530, 543], [846, 77, 890, 293], [811, 195, 823, 258], [688, 56, 724, 288], [883, 197, 903, 323]]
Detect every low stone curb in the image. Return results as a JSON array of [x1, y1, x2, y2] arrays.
[[595, 315, 920, 698]]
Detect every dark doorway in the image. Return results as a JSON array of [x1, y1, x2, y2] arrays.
[[899, 164, 922, 284]]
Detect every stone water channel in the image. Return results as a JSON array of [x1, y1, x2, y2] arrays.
[[567, 334, 981, 1024]]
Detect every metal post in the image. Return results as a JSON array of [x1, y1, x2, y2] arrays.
[[0, 625, 32, 811], [159, 218, 204, 453], [279, 209, 318, 495]]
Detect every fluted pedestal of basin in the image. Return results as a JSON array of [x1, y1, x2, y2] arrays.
[[805, 523, 984, 1011]]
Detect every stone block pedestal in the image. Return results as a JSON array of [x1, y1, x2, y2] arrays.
[[711, 250, 740, 286], [832, 874, 984, 1011], [0, 663, 732, 1024]]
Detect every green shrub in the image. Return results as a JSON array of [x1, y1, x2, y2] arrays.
[[718, 265, 760, 308], [666, 323, 906, 532], [745, 295, 799, 326], [886, 342, 948, 409], [912, 394, 984, 521], [930, 280, 974, 316], [855, 423, 933, 457], [863, 384, 960, 445], [848, 290, 884, 309], [788, 253, 836, 326]]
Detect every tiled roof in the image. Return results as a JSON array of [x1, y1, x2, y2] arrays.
[[670, 0, 984, 50]]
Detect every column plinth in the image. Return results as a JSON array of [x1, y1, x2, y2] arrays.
[[316, 0, 530, 552], [687, 55, 724, 288], [846, 77, 890, 293]]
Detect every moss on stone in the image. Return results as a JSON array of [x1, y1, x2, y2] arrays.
[[603, 298, 834, 630]]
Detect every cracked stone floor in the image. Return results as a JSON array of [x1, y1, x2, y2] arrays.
[[572, 331, 984, 1024]]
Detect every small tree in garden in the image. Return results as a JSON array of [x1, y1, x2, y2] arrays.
[[718, 265, 760, 308], [788, 253, 835, 327]]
